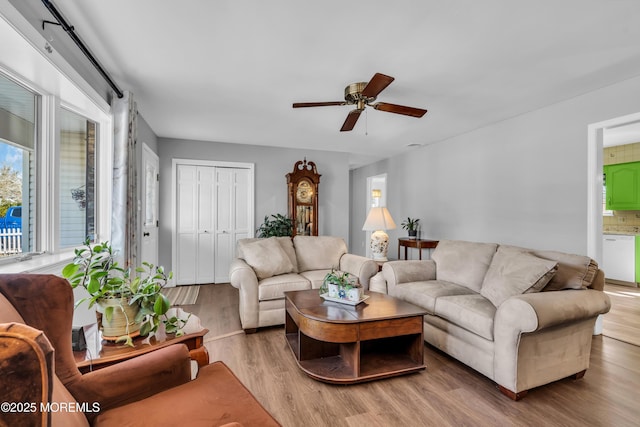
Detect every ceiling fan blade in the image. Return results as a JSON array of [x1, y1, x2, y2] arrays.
[[340, 109, 362, 132], [292, 101, 346, 108], [373, 102, 428, 118], [361, 73, 395, 98]]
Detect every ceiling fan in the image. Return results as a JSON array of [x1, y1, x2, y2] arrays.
[[293, 73, 427, 132]]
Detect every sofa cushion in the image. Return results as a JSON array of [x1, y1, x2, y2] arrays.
[[391, 280, 475, 314], [480, 247, 558, 307], [532, 250, 598, 291], [0, 293, 25, 323], [239, 237, 295, 280], [237, 237, 298, 273], [434, 294, 496, 341], [293, 236, 347, 272], [431, 240, 498, 292], [503, 245, 598, 290], [52, 376, 90, 427], [258, 273, 310, 301], [299, 269, 348, 290], [93, 361, 280, 427]]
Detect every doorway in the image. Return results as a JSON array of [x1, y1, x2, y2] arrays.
[[365, 174, 387, 258], [171, 159, 254, 285], [587, 112, 640, 264], [140, 144, 159, 267]]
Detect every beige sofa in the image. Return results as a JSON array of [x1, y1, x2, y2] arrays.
[[381, 240, 611, 400], [230, 236, 378, 332]]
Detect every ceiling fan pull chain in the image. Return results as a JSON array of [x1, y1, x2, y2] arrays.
[[365, 109, 368, 136]]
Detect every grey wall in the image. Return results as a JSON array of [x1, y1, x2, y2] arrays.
[[351, 75, 640, 259], [157, 138, 350, 271], [137, 114, 158, 154]]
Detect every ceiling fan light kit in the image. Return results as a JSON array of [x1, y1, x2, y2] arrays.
[[293, 73, 427, 132]]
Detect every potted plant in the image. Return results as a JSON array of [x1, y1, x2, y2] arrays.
[[256, 214, 293, 237], [62, 238, 182, 346], [401, 217, 420, 239], [320, 269, 362, 302]]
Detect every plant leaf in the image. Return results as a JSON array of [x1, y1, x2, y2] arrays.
[[153, 294, 170, 315], [61, 263, 79, 278], [104, 305, 114, 322], [116, 335, 134, 347], [139, 320, 152, 337]]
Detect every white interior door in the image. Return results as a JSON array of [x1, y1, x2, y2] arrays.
[[173, 160, 254, 285], [214, 168, 251, 282], [176, 165, 216, 285], [196, 166, 215, 284], [176, 165, 198, 284], [140, 144, 159, 268]]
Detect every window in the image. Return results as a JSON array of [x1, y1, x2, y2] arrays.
[[0, 10, 112, 270], [59, 108, 96, 247], [0, 72, 36, 257]]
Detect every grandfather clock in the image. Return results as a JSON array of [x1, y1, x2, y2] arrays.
[[286, 158, 321, 236]]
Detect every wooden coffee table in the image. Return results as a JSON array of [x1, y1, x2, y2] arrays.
[[284, 289, 427, 384]]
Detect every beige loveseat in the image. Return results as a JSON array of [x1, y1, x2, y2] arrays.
[[381, 240, 611, 400], [230, 236, 378, 332]]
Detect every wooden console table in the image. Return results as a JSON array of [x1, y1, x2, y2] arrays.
[[74, 308, 209, 373], [398, 238, 439, 260]]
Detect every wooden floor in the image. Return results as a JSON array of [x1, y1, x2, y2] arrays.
[[602, 283, 640, 346], [190, 284, 640, 427]]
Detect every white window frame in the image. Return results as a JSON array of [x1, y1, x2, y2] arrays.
[[0, 5, 113, 272]]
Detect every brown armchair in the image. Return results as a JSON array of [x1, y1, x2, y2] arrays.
[[0, 274, 280, 427]]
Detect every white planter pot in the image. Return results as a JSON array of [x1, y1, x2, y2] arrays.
[[328, 283, 340, 298], [346, 287, 363, 302]]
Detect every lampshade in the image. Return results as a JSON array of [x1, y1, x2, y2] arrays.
[[362, 207, 396, 231]]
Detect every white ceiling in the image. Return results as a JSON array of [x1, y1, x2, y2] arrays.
[[47, 0, 640, 168]]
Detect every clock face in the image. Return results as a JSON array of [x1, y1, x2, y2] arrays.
[[296, 180, 313, 203]]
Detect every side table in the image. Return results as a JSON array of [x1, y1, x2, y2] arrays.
[[398, 238, 439, 260], [74, 307, 209, 373]]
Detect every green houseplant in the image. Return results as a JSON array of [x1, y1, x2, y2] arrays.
[[256, 214, 293, 237], [320, 269, 362, 302], [401, 217, 420, 239], [62, 238, 182, 346]]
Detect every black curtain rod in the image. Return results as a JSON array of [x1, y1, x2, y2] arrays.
[[41, 0, 124, 98]]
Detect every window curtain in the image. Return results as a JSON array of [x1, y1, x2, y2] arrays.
[[111, 91, 137, 268]]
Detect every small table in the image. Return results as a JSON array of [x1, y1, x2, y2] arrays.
[[398, 238, 439, 260], [284, 289, 427, 384], [74, 308, 209, 373]]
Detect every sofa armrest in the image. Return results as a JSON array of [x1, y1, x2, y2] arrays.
[[66, 344, 192, 422], [382, 260, 436, 295], [339, 254, 378, 290], [493, 289, 610, 394], [229, 258, 260, 330], [495, 289, 611, 335]]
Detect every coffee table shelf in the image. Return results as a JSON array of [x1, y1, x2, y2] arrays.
[[285, 290, 427, 384]]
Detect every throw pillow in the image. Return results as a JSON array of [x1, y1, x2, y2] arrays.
[[480, 248, 558, 307], [293, 236, 347, 272], [532, 250, 598, 291], [431, 240, 498, 292], [241, 237, 295, 280]]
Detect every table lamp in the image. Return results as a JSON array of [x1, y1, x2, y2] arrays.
[[362, 207, 396, 261]]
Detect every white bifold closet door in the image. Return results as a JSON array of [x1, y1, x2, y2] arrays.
[[176, 164, 251, 285]]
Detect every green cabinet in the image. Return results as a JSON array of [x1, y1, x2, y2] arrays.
[[604, 162, 640, 210]]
